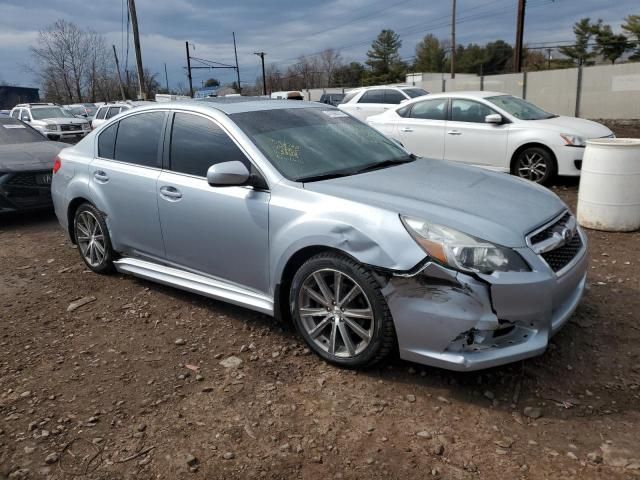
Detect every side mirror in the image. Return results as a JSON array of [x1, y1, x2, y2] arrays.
[[485, 113, 503, 124], [206, 161, 250, 187]]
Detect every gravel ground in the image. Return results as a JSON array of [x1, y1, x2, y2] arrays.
[[1, 126, 639, 480]]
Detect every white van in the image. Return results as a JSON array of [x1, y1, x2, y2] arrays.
[[270, 91, 304, 100]]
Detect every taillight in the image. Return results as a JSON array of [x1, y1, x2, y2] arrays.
[[53, 156, 61, 174]]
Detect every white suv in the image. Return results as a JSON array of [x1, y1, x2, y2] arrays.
[[338, 85, 428, 121], [92, 101, 151, 128], [10, 103, 91, 141]]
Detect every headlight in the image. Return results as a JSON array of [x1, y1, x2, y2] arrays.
[[44, 124, 59, 131], [560, 133, 586, 147], [400, 215, 530, 274], [82, 123, 91, 130]]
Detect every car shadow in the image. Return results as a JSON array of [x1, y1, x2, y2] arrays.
[[0, 209, 58, 232]]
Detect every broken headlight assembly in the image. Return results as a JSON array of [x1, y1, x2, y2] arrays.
[[400, 215, 530, 274]]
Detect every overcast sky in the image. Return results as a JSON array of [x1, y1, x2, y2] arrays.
[[0, 0, 636, 91]]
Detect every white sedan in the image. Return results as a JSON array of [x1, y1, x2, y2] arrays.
[[367, 91, 614, 184]]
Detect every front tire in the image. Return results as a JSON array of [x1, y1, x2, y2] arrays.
[[513, 146, 556, 185], [73, 203, 115, 274], [290, 252, 396, 368]]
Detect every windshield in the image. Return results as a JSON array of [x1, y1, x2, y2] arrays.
[[231, 107, 411, 181], [486, 95, 556, 120], [0, 118, 46, 145], [402, 88, 429, 98], [31, 107, 75, 120]]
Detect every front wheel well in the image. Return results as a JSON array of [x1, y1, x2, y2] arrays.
[[66, 197, 92, 244], [510, 142, 558, 175], [275, 246, 360, 325]]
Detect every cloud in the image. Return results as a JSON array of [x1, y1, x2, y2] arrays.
[[0, 0, 636, 91]]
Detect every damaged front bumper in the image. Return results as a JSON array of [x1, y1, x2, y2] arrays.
[[381, 239, 588, 371]]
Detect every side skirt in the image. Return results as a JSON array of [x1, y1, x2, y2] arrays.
[[113, 257, 274, 316]]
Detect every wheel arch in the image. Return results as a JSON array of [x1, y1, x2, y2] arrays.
[[509, 142, 558, 175], [66, 197, 94, 244]]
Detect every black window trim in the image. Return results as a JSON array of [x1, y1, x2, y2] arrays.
[[162, 109, 270, 191], [95, 110, 170, 170]]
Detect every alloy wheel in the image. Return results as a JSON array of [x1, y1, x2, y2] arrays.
[[76, 211, 106, 268], [517, 151, 548, 183], [297, 268, 374, 358]]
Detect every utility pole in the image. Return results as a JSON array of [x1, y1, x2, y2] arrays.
[[254, 52, 267, 96], [112, 45, 127, 101], [164, 63, 169, 92], [127, 0, 145, 99], [233, 32, 241, 94], [185, 42, 194, 97], [450, 0, 456, 79], [514, 0, 526, 72]]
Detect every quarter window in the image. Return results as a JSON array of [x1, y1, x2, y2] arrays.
[[98, 122, 118, 159], [20, 110, 30, 122], [169, 112, 249, 177], [383, 89, 406, 104], [409, 98, 448, 120], [451, 99, 496, 123], [358, 90, 384, 104], [113, 112, 165, 167]]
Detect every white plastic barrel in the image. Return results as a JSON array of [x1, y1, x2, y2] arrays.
[[577, 138, 640, 232]]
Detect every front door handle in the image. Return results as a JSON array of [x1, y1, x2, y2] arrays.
[[93, 170, 109, 183], [447, 130, 462, 136], [159, 186, 182, 201], [399, 127, 413, 133]]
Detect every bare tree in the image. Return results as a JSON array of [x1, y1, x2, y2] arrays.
[[319, 49, 342, 87]]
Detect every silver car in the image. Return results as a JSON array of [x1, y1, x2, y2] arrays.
[[51, 99, 588, 371]]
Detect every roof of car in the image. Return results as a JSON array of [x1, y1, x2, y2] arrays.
[[134, 97, 325, 115], [423, 91, 507, 99]]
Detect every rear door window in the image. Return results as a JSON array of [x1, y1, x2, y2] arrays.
[[169, 112, 249, 177], [383, 89, 407, 104], [113, 112, 165, 167], [409, 98, 448, 120], [95, 107, 107, 120], [20, 110, 31, 122], [358, 90, 384, 104], [105, 107, 121, 119]]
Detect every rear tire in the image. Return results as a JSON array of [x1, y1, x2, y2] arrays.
[[73, 203, 115, 274], [512, 146, 557, 185], [290, 252, 396, 368]]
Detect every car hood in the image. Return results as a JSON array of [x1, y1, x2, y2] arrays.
[[34, 117, 88, 125], [303, 159, 566, 248], [0, 142, 67, 172], [523, 115, 612, 138]]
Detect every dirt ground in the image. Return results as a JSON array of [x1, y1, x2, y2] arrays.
[[1, 125, 640, 480]]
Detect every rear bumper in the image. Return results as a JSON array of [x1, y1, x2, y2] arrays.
[[383, 232, 588, 371]]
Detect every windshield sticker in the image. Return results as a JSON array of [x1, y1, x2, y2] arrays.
[[2, 125, 27, 129], [322, 110, 348, 118]]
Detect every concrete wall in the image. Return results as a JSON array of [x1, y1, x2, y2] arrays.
[[405, 62, 640, 119]]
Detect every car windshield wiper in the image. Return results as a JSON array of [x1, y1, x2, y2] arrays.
[[350, 155, 416, 175], [295, 171, 355, 183]]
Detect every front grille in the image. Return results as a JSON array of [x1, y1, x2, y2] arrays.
[[541, 233, 583, 272], [61, 124, 81, 131], [530, 212, 571, 244], [6, 171, 44, 187]]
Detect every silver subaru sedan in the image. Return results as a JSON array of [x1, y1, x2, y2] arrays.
[[51, 98, 588, 371]]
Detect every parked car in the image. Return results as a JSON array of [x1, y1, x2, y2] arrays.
[[51, 98, 587, 371], [91, 101, 149, 128], [0, 110, 10, 117], [271, 91, 304, 100], [0, 116, 67, 213], [367, 91, 614, 184], [318, 93, 345, 106], [64, 103, 98, 119], [9, 103, 91, 141], [338, 85, 429, 121]]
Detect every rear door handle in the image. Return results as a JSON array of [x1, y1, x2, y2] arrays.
[[93, 170, 109, 183], [399, 127, 413, 133], [447, 130, 462, 136], [159, 186, 182, 201]]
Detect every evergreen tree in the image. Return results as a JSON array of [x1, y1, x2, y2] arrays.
[[559, 18, 600, 65], [413, 34, 445, 73], [621, 14, 640, 60], [595, 24, 629, 64], [365, 29, 406, 83]]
